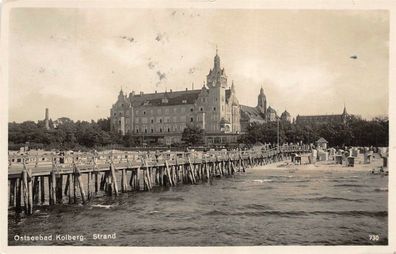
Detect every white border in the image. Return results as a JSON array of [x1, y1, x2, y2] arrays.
[[1, 1, 395, 254]]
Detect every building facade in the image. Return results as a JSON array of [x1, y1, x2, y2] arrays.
[[110, 50, 241, 145], [240, 87, 284, 132], [295, 106, 350, 125]]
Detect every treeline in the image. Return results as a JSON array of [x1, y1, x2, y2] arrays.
[[8, 118, 205, 151], [239, 116, 389, 147], [9, 115, 388, 151], [8, 118, 127, 151]]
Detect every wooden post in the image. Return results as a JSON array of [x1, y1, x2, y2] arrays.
[[66, 174, 72, 204], [64, 174, 70, 196], [73, 171, 77, 203], [16, 178, 22, 213], [165, 161, 173, 186], [56, 174, 63, 204], [40, 176, 45, 204], [87, 171, 92, 199], [74, 163, 87, 203], [9, 179, 16, 207], [25, 162, 33, 215], [51, 170, 57, 205], [121, 169, 127, 192], [22, 170, 28, 214], [110, 163, 119, 196], [33, 177, 40, 205], [95, 172, 99, 193], [136, 167, 140, 191]]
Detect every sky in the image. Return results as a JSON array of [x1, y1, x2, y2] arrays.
[[8, 8, 389, 122]]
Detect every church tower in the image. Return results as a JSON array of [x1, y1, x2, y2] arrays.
[[206, 48, 227, 88], [257, 87, 267, 116]]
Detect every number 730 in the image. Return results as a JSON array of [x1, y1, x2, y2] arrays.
[[369, 234, 379, 241]]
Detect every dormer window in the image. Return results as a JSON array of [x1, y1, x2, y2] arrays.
[[162, 98, 168, 103], [182, 100, 187, 104]]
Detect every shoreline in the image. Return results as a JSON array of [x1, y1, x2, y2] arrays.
[[252, 153, 385, 172]]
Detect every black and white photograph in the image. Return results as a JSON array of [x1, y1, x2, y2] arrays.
[[1, 0, 394, 253]]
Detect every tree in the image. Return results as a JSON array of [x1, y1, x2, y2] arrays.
[[181, 125, 205, 145]]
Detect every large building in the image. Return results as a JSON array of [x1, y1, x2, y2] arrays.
[[240, 87, 291, 131], [110, 50, 241, 145], [295, 106, 350, 125]]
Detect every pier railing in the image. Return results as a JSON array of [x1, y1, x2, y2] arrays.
[[8, 145, 310, 215]]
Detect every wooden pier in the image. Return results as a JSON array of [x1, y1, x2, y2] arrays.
[[8, 145, 310, 215]]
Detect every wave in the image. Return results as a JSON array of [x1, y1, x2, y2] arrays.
[[329, 179, 359, 183], [204, 210, 387, 218], [253, 178, 310, 184], [157, 196, 184, 202], [308, 196, 368, 203], [243, 204, 273, 210], [334, 184, 366, 188], [252, 179, 273, 183], [91, 204, 113, 209]]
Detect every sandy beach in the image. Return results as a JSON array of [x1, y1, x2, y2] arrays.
[[259, 153, 386, 172]]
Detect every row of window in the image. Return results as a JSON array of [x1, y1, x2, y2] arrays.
[[135, 124, 187, 134], [114, 105, 228, 118], [135, 107, 195, 116], [136, 116, 198, 124]]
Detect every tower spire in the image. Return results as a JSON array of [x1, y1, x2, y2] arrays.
[[343, 102, 347, 115]]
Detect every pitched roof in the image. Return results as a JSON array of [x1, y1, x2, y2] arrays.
[[281, 110, 291, 117], [316, 137, 328, 143], [267, 106, 276, 113], [130, 89, 202, 107], [240, 105, 265, 121]]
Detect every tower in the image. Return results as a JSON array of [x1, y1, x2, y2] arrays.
[[44, 108, 50, 130], [206, 48, 227, 88], [257, 87, 267, 116]]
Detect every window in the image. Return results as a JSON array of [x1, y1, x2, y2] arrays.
[[160, 119, 162, 123], [167, 128, 170, 132], [136, 129, 139, 133], [145, 129, 147, 133], [182, 100, 187, 104], [151, 129, 154, 133], [190, 108, 193, 112], [213, 107, 216, 111], [190, 117, 194, 122], [151, 119, 154, 123], [157, 109, 162, 114], [143, 111, 146, 115], [200, 107, 203, 111], [160, 128, 162, 133]]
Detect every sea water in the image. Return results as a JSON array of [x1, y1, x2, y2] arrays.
[[8, 167, 388, 246]]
